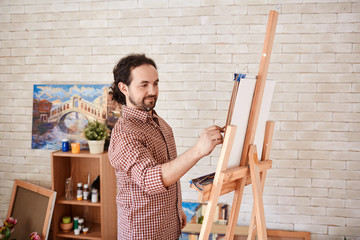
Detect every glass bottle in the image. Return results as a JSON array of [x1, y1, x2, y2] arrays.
[[78, 218, 84, 231], [91, 188, 98, 203], [77, 182, 83, 200], [65, 177, 73, 200], [83, 184, 90, 200]]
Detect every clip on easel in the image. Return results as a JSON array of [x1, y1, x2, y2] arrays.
[[190, 10, 278, 240]]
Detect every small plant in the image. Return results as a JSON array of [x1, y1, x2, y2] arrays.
[[83, 120, 108, 141], [30, 232, 41, 240], [0, 217, 17, 240]]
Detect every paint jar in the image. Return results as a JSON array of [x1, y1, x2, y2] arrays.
[[73, 216, 79, 229], [83, 184, 90, 200], [76, 182, 83, 200], [77, 183, 83, 196], [78, 218, 84, 231], [64, 177, 73, 200], [74, 228, 80, 235], [62, 139, 69, 152], [83, 227, 89, 234], [91, 188, 98, 203], [71, 143, 80, 154]]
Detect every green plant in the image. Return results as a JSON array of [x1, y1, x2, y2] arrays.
[[0, 217, 17, 240], [83, 120, 108, 141]]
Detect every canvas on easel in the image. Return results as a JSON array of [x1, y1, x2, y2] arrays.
[[190, 10, 279, 240]]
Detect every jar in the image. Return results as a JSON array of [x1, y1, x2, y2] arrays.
[[83, 227, 89, 234], [71, 142, 80, 154], [78, 218, 84, 231], [64, 177, 73, 200], [76, 194, 82, 201], [74, 228, 80, 235], [77, 182, 83, 196], [73, 216, 79, 229], [83, 184, 90, 200], [91, 188, 98, 203], [62, 139, 70, 152]]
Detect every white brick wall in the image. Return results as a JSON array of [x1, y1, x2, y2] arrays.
[[0, 1, 359, 239]]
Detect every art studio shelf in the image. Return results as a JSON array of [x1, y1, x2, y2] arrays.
[[51, 150, 116, 240]]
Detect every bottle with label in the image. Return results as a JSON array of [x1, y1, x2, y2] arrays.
[[77, 183, 83, 200], [91, 188, 98, 203], [77, 182, 83, 195], [78, 218, 84, 232], [83, 184, 90, 200]]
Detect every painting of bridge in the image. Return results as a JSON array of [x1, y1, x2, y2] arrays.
[[32, 84, 119, 150]]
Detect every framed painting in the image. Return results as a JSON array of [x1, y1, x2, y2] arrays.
[[31, 84, 121, 150]]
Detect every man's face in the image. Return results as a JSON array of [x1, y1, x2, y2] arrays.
[[119, 64, 159, 112]]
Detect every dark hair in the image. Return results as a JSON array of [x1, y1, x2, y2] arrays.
[[110, 54, 157, 105]]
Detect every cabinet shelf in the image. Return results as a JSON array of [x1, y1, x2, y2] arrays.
[[56, 196, 101, 207], [51, 150, 116, 240], [56, 223, 101, 239]]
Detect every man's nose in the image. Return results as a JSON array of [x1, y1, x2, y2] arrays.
[[148, 85, 158, 95]]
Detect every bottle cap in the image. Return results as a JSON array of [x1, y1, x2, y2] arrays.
[[78, 218, 84, 223], [62, 139, 69, 142], [84, 184, 88, 188], [74, 216, 79, 220], [77, 182, 82, 187]]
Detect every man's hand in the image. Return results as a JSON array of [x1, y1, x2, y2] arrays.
[[194, 125, 224, 158], [181, 209, 187, 229], [161, 125, 224, 187]]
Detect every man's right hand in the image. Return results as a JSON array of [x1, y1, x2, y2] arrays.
[[194, 125, 224, 158], [161, 125, 224, 187]]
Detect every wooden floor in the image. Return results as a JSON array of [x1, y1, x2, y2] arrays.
[[182, 223, 311, 240]]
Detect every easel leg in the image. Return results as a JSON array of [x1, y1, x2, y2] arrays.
[[199, 126, 238, 240], [247, 170, 268, 240], [199, 174, 224, 240], [225, 177, 246, 240], [248, 121, 274, 240], [249, 145, 267, 240]]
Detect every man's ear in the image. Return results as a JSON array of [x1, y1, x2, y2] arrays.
[[118, 82, 128, 96]]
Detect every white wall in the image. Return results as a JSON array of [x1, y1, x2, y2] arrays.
[[0, 1, 359, 239]]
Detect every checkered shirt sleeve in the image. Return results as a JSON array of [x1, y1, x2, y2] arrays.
[[109, 127, 167, 194]]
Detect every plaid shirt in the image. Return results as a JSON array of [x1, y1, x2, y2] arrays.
[[108, 106, 182, 240]]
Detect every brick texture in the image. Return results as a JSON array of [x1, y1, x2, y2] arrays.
[[0, 1, 359, 239]]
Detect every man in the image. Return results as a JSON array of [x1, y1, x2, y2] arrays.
[[108, 54, 224, 239]]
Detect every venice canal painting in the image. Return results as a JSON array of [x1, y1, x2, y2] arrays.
[[32, 84, 120, 150]]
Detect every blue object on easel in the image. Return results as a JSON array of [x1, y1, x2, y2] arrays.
[[233, 73, 246, 82]]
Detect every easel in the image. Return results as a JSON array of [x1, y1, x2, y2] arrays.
[[195, 10, 279, 240]]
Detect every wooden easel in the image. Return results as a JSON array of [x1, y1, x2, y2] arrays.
[[195, 10, 279, 240]]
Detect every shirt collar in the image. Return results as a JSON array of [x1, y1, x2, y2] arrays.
[[123, 105, 159, 123]]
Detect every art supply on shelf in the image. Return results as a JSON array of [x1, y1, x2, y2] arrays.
[[76, 182, 83, 200], [78, 218, 84, 231], [74, 228, 80, 235], [65, 177, 73, 200], [83, 184, 90, 200], [62, 139, 69, 152], [71, 142, 80, 154], [91, 188, 98, 203], [73, 216, 79, 229]]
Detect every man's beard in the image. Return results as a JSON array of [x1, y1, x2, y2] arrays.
[[128, 94, 157, 112]]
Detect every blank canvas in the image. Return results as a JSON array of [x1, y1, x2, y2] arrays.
[[227, 78, 275, 169]]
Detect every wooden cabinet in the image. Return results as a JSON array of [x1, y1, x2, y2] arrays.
[[51, 150, 117, 239]]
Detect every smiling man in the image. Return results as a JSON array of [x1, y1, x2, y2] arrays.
[[108, 54, 224, 240]]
